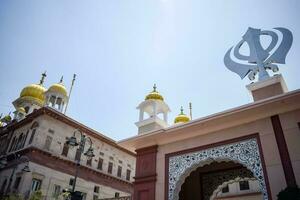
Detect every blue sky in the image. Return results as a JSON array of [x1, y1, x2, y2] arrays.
[[0, 0, 299, 141]]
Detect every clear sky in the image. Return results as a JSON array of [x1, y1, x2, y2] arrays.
[[0, 0, 299, 141]]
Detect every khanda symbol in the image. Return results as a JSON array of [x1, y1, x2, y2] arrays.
[[224, 27, 293, 81]]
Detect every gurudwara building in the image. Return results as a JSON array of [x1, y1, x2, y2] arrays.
[[0, 74, 135, 200], [1, 27, 300, 200], [118, 28, 300, 200]]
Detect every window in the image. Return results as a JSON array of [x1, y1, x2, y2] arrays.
[[69, 178, 74, 186], [31, 179, 42, 192], [53, 185, 61, 199], [0, 179, 7, 194], [239, 180, 250, 191], [48, 129, 55, 134], [8, 137, 16, 152], [44, 136, 53, 151], [94, 186, 99, 193], [99, 152, 104, 156], [87, 158, 92, 166], [118, 160, 123, 164], [117, 166, 122, 178], [97, 158, 103, 170], [222, 185, 229, 193], [108, 162, 113, 174], [115, 192, 120, 198], [62, 143, 69, 157], [28, 129, 36, 145], [21, 131, 29, 148], [93, 195, 98, 200], [126, 169, 131, 181], [13, 177, 21, 190], [75, 148, 81, 161]]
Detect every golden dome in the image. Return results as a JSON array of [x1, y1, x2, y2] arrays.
[[48, 78, 68, 97], [174, 107, 190, 124], [145, 84, 164, 101], [20, 84, 47, 104], [19, 72, 47, 105]]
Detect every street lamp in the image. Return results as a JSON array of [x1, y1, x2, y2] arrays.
[[0, 153, 31, 195], [66, 129, 95, 193]]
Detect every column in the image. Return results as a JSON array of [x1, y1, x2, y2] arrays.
[[134, 145, 158, 200]]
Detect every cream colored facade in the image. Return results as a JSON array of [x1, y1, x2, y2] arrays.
[[0, 110, 135, 199], [0, 75, 135, 200]]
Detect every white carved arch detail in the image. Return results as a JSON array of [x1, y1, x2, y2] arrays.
[[167, 138, 269, 200]]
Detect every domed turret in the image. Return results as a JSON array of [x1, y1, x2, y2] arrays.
[[174, 107, 190, 124], [136, 84, 170, 135], [13, 72, 47, 115], [45, 76, 68, 112], [145, 84, 164, 101], [20, 84, 47, 104]]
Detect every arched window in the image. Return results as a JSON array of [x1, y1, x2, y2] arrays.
[[21, 130, 29, 148], [8, 137, 16, 152], [15, 133, 24, 150], [29, 122, 39, 145]]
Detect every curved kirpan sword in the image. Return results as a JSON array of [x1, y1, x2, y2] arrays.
[[224, 27, 293, 81]]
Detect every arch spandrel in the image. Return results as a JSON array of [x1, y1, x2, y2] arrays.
[[167, 138, 269, 200]]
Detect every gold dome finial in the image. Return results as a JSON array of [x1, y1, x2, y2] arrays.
[[180, 106, 184, 114], [20, 73, 47, 104], [39, 71, 47, 85], [60, 76, 64, 83], [153, 84, 157, 92], [145, 84, 164, 101], [174, 106, 190, 124]]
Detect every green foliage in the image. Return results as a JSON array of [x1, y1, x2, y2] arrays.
[[277, 186, 300, 200], [29, 190, 42, 200], [1, 193, 23, 200]]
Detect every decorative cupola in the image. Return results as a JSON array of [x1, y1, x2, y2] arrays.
[[45, 76, 68, 112], [13, 72, 47, 115], [174, 106, 190, 124], [136, 84, 170, 135], [13, 107, 26, 121]]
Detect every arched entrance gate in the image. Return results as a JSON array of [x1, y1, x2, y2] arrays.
[[166, 135, 270, 200]]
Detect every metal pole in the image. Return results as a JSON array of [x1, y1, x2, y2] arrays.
[[72, 133, 85, 193], [64, 74, 76, 115], [72, 160, 80, 193]]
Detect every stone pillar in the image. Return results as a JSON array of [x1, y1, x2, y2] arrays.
[[246, 74, 288, 101], [133, 145, 157, 200]]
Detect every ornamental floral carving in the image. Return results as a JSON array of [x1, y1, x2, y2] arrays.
[[168, 138, 268, 200]]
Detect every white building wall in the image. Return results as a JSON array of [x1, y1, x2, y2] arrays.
[[1, 114, 135, 199]]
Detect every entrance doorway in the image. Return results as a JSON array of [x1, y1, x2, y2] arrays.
[[179, 161, 262, 200]]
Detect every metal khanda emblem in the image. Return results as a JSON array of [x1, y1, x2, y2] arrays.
[[224, 27, 293, 81]]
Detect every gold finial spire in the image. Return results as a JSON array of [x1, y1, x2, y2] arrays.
[[60, 76, 64, 83], [180, 106, 184, 115], [153, 84, 157, 92], [39, 71, 47, 85]]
